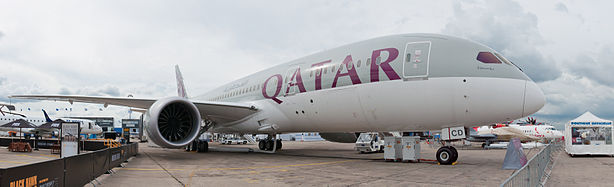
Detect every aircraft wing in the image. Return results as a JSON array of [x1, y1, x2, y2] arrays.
[[9, 95, 258, 124]]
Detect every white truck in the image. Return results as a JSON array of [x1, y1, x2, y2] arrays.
[[221, 137, 248, 144], [355, 132, 385, 153]]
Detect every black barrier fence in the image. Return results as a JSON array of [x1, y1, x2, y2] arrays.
[[0, 143, 138, 187], [0, 138, 106, 151]]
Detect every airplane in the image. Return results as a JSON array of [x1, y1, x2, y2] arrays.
[[10, 33, 546, 165], [0, 109, 103, 137], [470, 124, 563, 147]]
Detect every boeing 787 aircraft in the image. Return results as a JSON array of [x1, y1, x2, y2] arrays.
[[11, 33, 545, 164]]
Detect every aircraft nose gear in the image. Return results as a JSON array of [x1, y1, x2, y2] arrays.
[[436, 146, 458, 165]]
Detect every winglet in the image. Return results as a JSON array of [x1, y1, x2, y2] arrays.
[[42, 109, 53, 122], [175, 65, 188, 98]]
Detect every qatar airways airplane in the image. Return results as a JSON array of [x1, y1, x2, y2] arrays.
[[11, 33, 545, 164]]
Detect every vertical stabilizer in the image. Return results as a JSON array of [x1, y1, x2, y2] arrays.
[[42, 109, 53, 122], [175, 65, 188, 98]]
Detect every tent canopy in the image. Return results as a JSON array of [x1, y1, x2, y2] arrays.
[[0, 119, 37, 128], [569, 111, 613, 124], [38, 119, 66, 129]]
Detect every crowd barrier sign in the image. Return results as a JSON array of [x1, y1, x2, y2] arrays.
[[0, 142, 138, 187]]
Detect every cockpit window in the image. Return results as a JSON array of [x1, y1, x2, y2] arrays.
[[494, 52, 523, 71], [494, 53, 512, 65], [476, 52, 502, 64]]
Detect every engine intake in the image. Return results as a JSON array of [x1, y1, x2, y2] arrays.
[[145, 97, 201, 148]]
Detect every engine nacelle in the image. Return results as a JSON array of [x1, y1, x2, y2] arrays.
[[144, 97, 201, 148], [319, 132, 360, 143]]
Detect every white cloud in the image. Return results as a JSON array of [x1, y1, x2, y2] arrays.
[[442, 0, 561, 82]]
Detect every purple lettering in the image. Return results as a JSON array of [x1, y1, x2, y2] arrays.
[[332, 55, 362, 88], [310, 60, 331, 90], [370, 48, 400, 82], [285, 67, 307, 94], [262, 74, 283, 104]]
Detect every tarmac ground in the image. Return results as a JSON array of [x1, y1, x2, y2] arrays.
[[547, 151, 614, 186], [84, 141, 545, 187], [0, 145, 59, 168]]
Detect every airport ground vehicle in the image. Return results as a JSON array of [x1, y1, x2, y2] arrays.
[[221, 137, 248, 144], [355, 132, 384, 153]]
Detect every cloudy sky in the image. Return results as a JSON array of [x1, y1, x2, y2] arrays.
[[0, 0, 612, 128]]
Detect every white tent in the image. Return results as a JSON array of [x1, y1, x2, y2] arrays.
[[565, 111, 614, 156]]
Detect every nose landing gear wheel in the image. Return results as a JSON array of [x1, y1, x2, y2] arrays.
[[436, 146, 458, 165], [449, 146, 458, 163]]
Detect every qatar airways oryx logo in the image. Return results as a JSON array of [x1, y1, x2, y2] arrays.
[[262, 47, 400, 104]]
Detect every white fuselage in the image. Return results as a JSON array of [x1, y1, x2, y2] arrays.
[[509, 125, 563, 139], [196, 34, 546, 134], [477, 125, 563, 140]]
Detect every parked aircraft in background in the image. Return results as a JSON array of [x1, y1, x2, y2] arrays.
[[0, 109, 103, 137], [469, 122, 563, 147], [11, 33, 546, 164]]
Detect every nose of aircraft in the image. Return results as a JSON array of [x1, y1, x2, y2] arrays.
[[523, 81, 546, 117]]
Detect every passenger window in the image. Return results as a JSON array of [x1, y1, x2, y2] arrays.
[[339, 64, 344, 71], [367, 58, 371, 66], [357, 60, 361, 67], [310, 70, 313, 77], [406, 53, 411, 62], [376, 57, 381, 65], [331, 66, 336, 73], [476, 52, 502, 64], [323, 67, 327, 74]]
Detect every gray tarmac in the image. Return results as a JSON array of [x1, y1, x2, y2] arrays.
[[4, 140, 608, 186], [85, 141, 541, 187], [547, 152, 614, 186], [0, 146, 59, 168]]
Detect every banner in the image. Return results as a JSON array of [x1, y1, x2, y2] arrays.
[[61, 122, 80, 158]]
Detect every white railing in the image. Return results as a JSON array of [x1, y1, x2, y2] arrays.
[[500, 142, 561, 187]]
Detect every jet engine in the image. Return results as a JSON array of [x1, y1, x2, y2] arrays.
[[144, 97, 201, 148], [319, 132, 360, 143]]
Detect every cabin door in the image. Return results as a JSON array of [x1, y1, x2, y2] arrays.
[[402, 41, 431, 78]]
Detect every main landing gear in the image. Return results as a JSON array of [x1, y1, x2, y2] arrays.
[[436, 146, 458, 165], [258, 136, 282, 151], [186, 139, 209, 153]]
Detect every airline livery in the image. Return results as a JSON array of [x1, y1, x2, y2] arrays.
[[11, 33, 546, 164]]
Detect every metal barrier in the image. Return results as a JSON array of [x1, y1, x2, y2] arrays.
[[0, 142, 138, 187], [500, 142, 561, 187]]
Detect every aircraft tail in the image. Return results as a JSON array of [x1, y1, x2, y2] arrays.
[[42, 109, 53, 122], [175, 65, 188, 98]]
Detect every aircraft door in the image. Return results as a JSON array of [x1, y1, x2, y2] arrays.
[[402, 41, 431, 78]]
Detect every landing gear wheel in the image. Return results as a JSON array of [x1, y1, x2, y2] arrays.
[[449, 146, 458, 163], [276, 139, 282, 150], [436, 147, 456, 165], [258, 140, 266, 150], [192, 141, 198, 151], [197, 141, 208, 153], [265, 140, 274, 151]]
